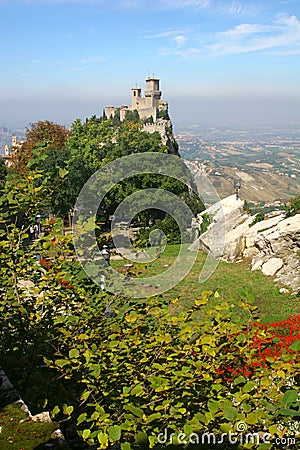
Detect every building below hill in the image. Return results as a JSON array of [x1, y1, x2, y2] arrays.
[[3, 136, 23, 166]]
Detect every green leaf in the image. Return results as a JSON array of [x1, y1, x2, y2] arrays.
[[131, 384, 144, 396], [58, 167, 68, 178], [208, 400, 220, 414], [121, 443, 132, 450], [223, 406, 238, 421], [289, 340, 300, 352], [90, 363, 101, 377], [77, 413, 87, 425], [135, 431, 148, 444], [108, 425, 121, 442], [55, 359, 69, 368], [148, 436, 156, 449], [51, 405, 60, 417], [242, 381, 256, 393], [279, 408, 300, 416], [195, 298, 209, 306], [281, 390, 298, 407], [234, 375, 246, 385], [246, 410, 261, 424], [82, 429, 91, 440], [147, 412, 161, 423], [64, 405, 74, 416], [124, 404, 143, 418], [98, 432, 108, 445], [80, 390, 91, 402], [69, 348, 79, 359], [220, 423, 231, 434]]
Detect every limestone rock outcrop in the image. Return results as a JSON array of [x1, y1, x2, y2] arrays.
[[249, 214, 300, 291], [196, 195, 253, 262], [190, 195, 300, 292]]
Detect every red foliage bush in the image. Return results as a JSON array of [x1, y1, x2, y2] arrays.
[[217, 315, 300, 380]]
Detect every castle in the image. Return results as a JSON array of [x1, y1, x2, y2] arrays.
[[104, 76, 178, 154], [105, 76, 169, 123]]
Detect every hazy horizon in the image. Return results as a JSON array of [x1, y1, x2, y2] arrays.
[[1, 93, 300, 132]]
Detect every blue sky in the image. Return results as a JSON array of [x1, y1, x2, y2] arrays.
[[1, 0, 300, 129]]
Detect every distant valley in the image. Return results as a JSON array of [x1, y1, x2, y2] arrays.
[[177, 126, 300, 204]]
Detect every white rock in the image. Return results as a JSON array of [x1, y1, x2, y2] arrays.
[[279, 288, 289, 294], [243, 247, 260, 259], [198, 195, 251, 261], [191, 194, 300, 291], [261, 258, 283, 276], [31, 411, 52, 423], [252, 260, 264, 271], [244, 214, 285, 248]]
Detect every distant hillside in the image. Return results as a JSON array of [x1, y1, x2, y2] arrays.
[[207, 167, 299, 202]]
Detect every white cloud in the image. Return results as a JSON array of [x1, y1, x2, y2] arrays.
[[208, 13, 300, 56], [225, 1, 252, 16], [159, 46, 201, 58], [16, 0, 211, 8], [154, 12, 300, 60], [160, 0, 210, 9], [146, 29, 188, 39], [173, 35, 187, 46]]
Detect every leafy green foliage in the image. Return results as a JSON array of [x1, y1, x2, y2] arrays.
[[286, 195, 300, 217], [250, 212, 265, 227], [0, 173, 299, 449], [45, 291, 300, 449], [124, 109, 140, 123], [0, 157, 7, 189], [157, 109, 170, 120]]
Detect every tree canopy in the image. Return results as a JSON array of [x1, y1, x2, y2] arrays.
[[7, 116, 204, 238]]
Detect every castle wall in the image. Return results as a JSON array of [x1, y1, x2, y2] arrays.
[[105, 106, 119, 119], [142, 122, 166, 133]]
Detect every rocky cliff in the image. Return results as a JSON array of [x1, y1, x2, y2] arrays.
[[191, 195, 300, 292]]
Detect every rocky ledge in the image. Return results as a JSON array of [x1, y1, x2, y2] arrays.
[[191, 195, 300, 293]]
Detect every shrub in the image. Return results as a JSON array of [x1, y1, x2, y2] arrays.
[[47, 292, 300, 449]]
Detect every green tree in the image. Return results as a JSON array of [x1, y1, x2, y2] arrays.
[[12, 120, 69, 175], [0, 158, 7, 189], [287, 195, 300, 217]]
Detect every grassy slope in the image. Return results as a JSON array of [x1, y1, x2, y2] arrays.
[[112, 244, 299, 322], [0, 399, 60, 450]]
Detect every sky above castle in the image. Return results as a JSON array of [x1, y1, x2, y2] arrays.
[[1, 0, 300, 129]]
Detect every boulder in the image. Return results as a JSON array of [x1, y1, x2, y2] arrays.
[[244, 214, 285, 249], [198, 195, 251, 261], [243, 247, 260, 259], [261, 258, 284, 276], [252, 214, 300, 291], [251, 258, 264, 271]]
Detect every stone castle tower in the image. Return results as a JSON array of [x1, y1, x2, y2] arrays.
[[104, 76, 178, 154], [105, 76, 168, 123]]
